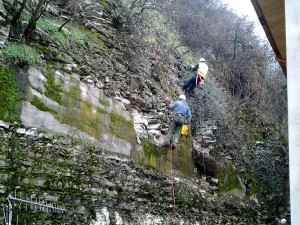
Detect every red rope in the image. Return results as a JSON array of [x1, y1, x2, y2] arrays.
[[170, 144, 178, 225]]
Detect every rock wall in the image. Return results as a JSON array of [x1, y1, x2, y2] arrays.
[[0, 121, 262, 225], [4, 65, 193, 177], [19, 66, 136, 157], [0, 1, 9, 50], [0, 0, 289, 223]]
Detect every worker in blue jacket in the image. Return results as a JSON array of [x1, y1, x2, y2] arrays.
[[161, 94, 191, 149]]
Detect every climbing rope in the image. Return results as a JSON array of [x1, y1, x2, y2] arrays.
[[159, 68, 179, 224], [202, 150, 206, 178], [170, 144, 178, 225]]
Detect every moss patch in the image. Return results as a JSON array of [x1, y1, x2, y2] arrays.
[[31, 96, 57, 114], [278, 133, 288, 146], [142, 138, 168, 158], [44, 73, 63, 105], [174, 135, 194, 175], [216, 165, 240, 192], [99, 99, 110, 107], [66, 85, 81, 100], [99, 0, 108, 5], [139, 134, 194, 177], [78, 102, 99, 137], [249, 176, 261, 195], [0, 65, 20, 122], [140, 138, 168, 171], [110, 112, 135, 143]]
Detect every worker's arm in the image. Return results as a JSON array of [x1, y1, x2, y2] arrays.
[[169, 102, 176, 109], [192, 64, 199, 72]]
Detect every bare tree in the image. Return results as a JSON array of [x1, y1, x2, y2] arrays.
[[24, 0, 52, 39]]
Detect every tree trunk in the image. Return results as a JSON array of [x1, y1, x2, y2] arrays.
[[24, 0, 48, 39], [11, 0, 28, 27]]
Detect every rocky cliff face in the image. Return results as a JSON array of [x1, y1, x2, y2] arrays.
[[0, 0, 289, 224], [0, 121, 262, 224]]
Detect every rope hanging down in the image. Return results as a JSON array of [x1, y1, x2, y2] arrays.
[[170, 144, 178, 225]]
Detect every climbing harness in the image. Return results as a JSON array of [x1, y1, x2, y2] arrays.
[[170, 144, 178, 225]]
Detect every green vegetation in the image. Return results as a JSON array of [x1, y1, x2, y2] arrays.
[[216, 165, 240, 192], [179, 189, 192, 215], [37, 19, 68, 46], [110, 112, 135, 142], [20, 12, 99, 48], [66, 85, 81, 100], [0, 42, 42, 65], [139, 135, 194, 176], [96, 107, 107, 114], [142, 138, 168, 158], [99, 99, 110, 107], [146, 10, 192, 61], [249, 177, 261, 195], [99, 0, 108, 4], [175, 135, 194, 174], [278, 133, 288, 146], [71, 101, 104, 139], [179, 189, 191, 205], [140, 138, 168, 171], [177, 46, 194, 64], [45, 61, 56, 70], [84, 101, 93, 110], [0, 65, 20, 122], [35, 18, 98, 47], [44, 73, 63, 105], [31, 96, 57, 114], [32, 86, 43, 94], [36, 45, 58, 57]]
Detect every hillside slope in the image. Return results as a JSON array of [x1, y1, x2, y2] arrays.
[[0, 0, 288, 224]]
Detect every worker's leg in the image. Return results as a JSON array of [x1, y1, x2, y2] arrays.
[[172, 124, 182, 146], [161, 120, 176, 147], [187, 81, 196, 94], [182, 76, 196, 92], [171, 117, 185, 148]]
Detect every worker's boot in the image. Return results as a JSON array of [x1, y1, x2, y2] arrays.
[[171, 143, 177, 150], [184, 90, 189, 97]]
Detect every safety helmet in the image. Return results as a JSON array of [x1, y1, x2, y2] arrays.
[[179, 94, 186, 101], [199, 58, 205, 62], [280, 219, 286, 224]]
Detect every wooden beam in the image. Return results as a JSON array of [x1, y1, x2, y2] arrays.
[[250, 0, 286, 76]]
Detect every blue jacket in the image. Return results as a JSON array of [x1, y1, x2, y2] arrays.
[[169, 100, 191, 122], [192, 64, 200, 72]]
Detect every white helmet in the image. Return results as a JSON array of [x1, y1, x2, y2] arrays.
[[280, 219, 287, 224], [199, 58, 205, 62], [179, 94, 186, 101]]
